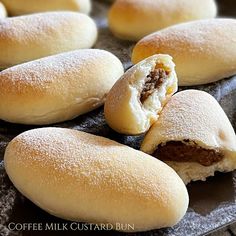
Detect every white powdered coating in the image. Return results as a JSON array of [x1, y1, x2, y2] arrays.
[[0, 49, 124, 124], [0, 11, 97, 68], [141, 90, 236, 183], [132, 18, 236, 85], [104, 54, 178, 135], [0, 0, 91, 15], [4, 128, 188, 231], [142, 90, 236, 153], [1, 50, 109, 93]]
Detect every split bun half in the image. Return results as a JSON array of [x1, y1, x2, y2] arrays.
[[141, 90, 236, 184], [105, 54, 178, 135]]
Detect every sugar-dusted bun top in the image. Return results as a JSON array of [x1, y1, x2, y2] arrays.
[[5, 128, 189, 231]]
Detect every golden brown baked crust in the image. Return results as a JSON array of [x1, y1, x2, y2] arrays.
[[1, 0, 91, 15], [132, 18, 236, 86], [108, 0, 217, 41], [141, 90, 236, 184], [0, 49, 124, 125], [4, 127, 189, 232], [104, 54, 178, 135], [0, 12, 97, 69]]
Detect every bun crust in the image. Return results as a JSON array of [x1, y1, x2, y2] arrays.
[[108, 0, 217, 41], [141, 90, 236, 184], [0, 2, 7, 18], [1, 0, 91, 15], [104, 54, 178, 135], [0, 12, 97, 69], [132, 19, 236, 86], [4, 128, 188, 232], [0, 49, 124, 125]]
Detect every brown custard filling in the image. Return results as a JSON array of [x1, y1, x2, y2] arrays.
[[153, 141, 224, 166], [140, 68, 169, 104]]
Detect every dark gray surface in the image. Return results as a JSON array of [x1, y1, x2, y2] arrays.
[[0, 0, 236, 235]]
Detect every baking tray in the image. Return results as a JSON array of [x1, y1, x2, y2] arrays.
[[0, 0, 236, 235]]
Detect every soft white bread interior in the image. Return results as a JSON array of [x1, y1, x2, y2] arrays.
[[104, 54, 178, 135], [4, 127, 189, 232], [0, 49, 124, 125], [0, 2, 7, 17], [0, 12, 97, 69], [141, 90, 236, 184], [0, 0, 91, 15], [108, 0, 217, 41], [132, 19, 236, 86]]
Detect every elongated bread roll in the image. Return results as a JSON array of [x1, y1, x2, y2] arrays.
[[0, 12, 97, 69], [132, 19, 236, 86], [4, 128, 189, 232], [105, 54, 178, 135], [0, 49, 124, 125], [1, 0, 91, 15], [141, 90, 236, 184], [108, 0, 217, 41], [0, 2, 7, 18]]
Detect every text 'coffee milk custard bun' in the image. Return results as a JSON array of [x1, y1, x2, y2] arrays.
[[0, 49, 124, 125], [108, 0, 217, 41], [0, 0, 91, 15], [4, 128, 189, 232], [141, 90, 236, 184], [104, 54, 178, 135], [132, 19, 236, 86], [0, 2, 7, 18], [0, 12, 97, 69]]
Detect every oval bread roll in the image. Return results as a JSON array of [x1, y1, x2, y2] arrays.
[[141, 90, 236, 184], [0, 12, 97, 69], [4, 128, 189, 232], [0, 2, 7, 18], [0, 0, 91, 15], [0, 49, 124, 125], [105, 54, 178, 135], [132, 19, 236, 86], [108, 0, 217, 41]]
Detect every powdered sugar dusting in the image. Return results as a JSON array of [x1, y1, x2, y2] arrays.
[[0, 12, 91, 40], [7, 128, 184, 201], [142, 18, 236, 57]]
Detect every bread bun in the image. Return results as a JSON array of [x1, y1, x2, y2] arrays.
[[1, 0, 91, 15], [105, 54, 178, 135], [0, 12, 97, 69], [132, 19, 236, 86], [0, 49, 124, 125], [108, 0, 217, 41], [141, 90, 236, 184], [0, 2, 7, 17], [4, 127, 189, 232]]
